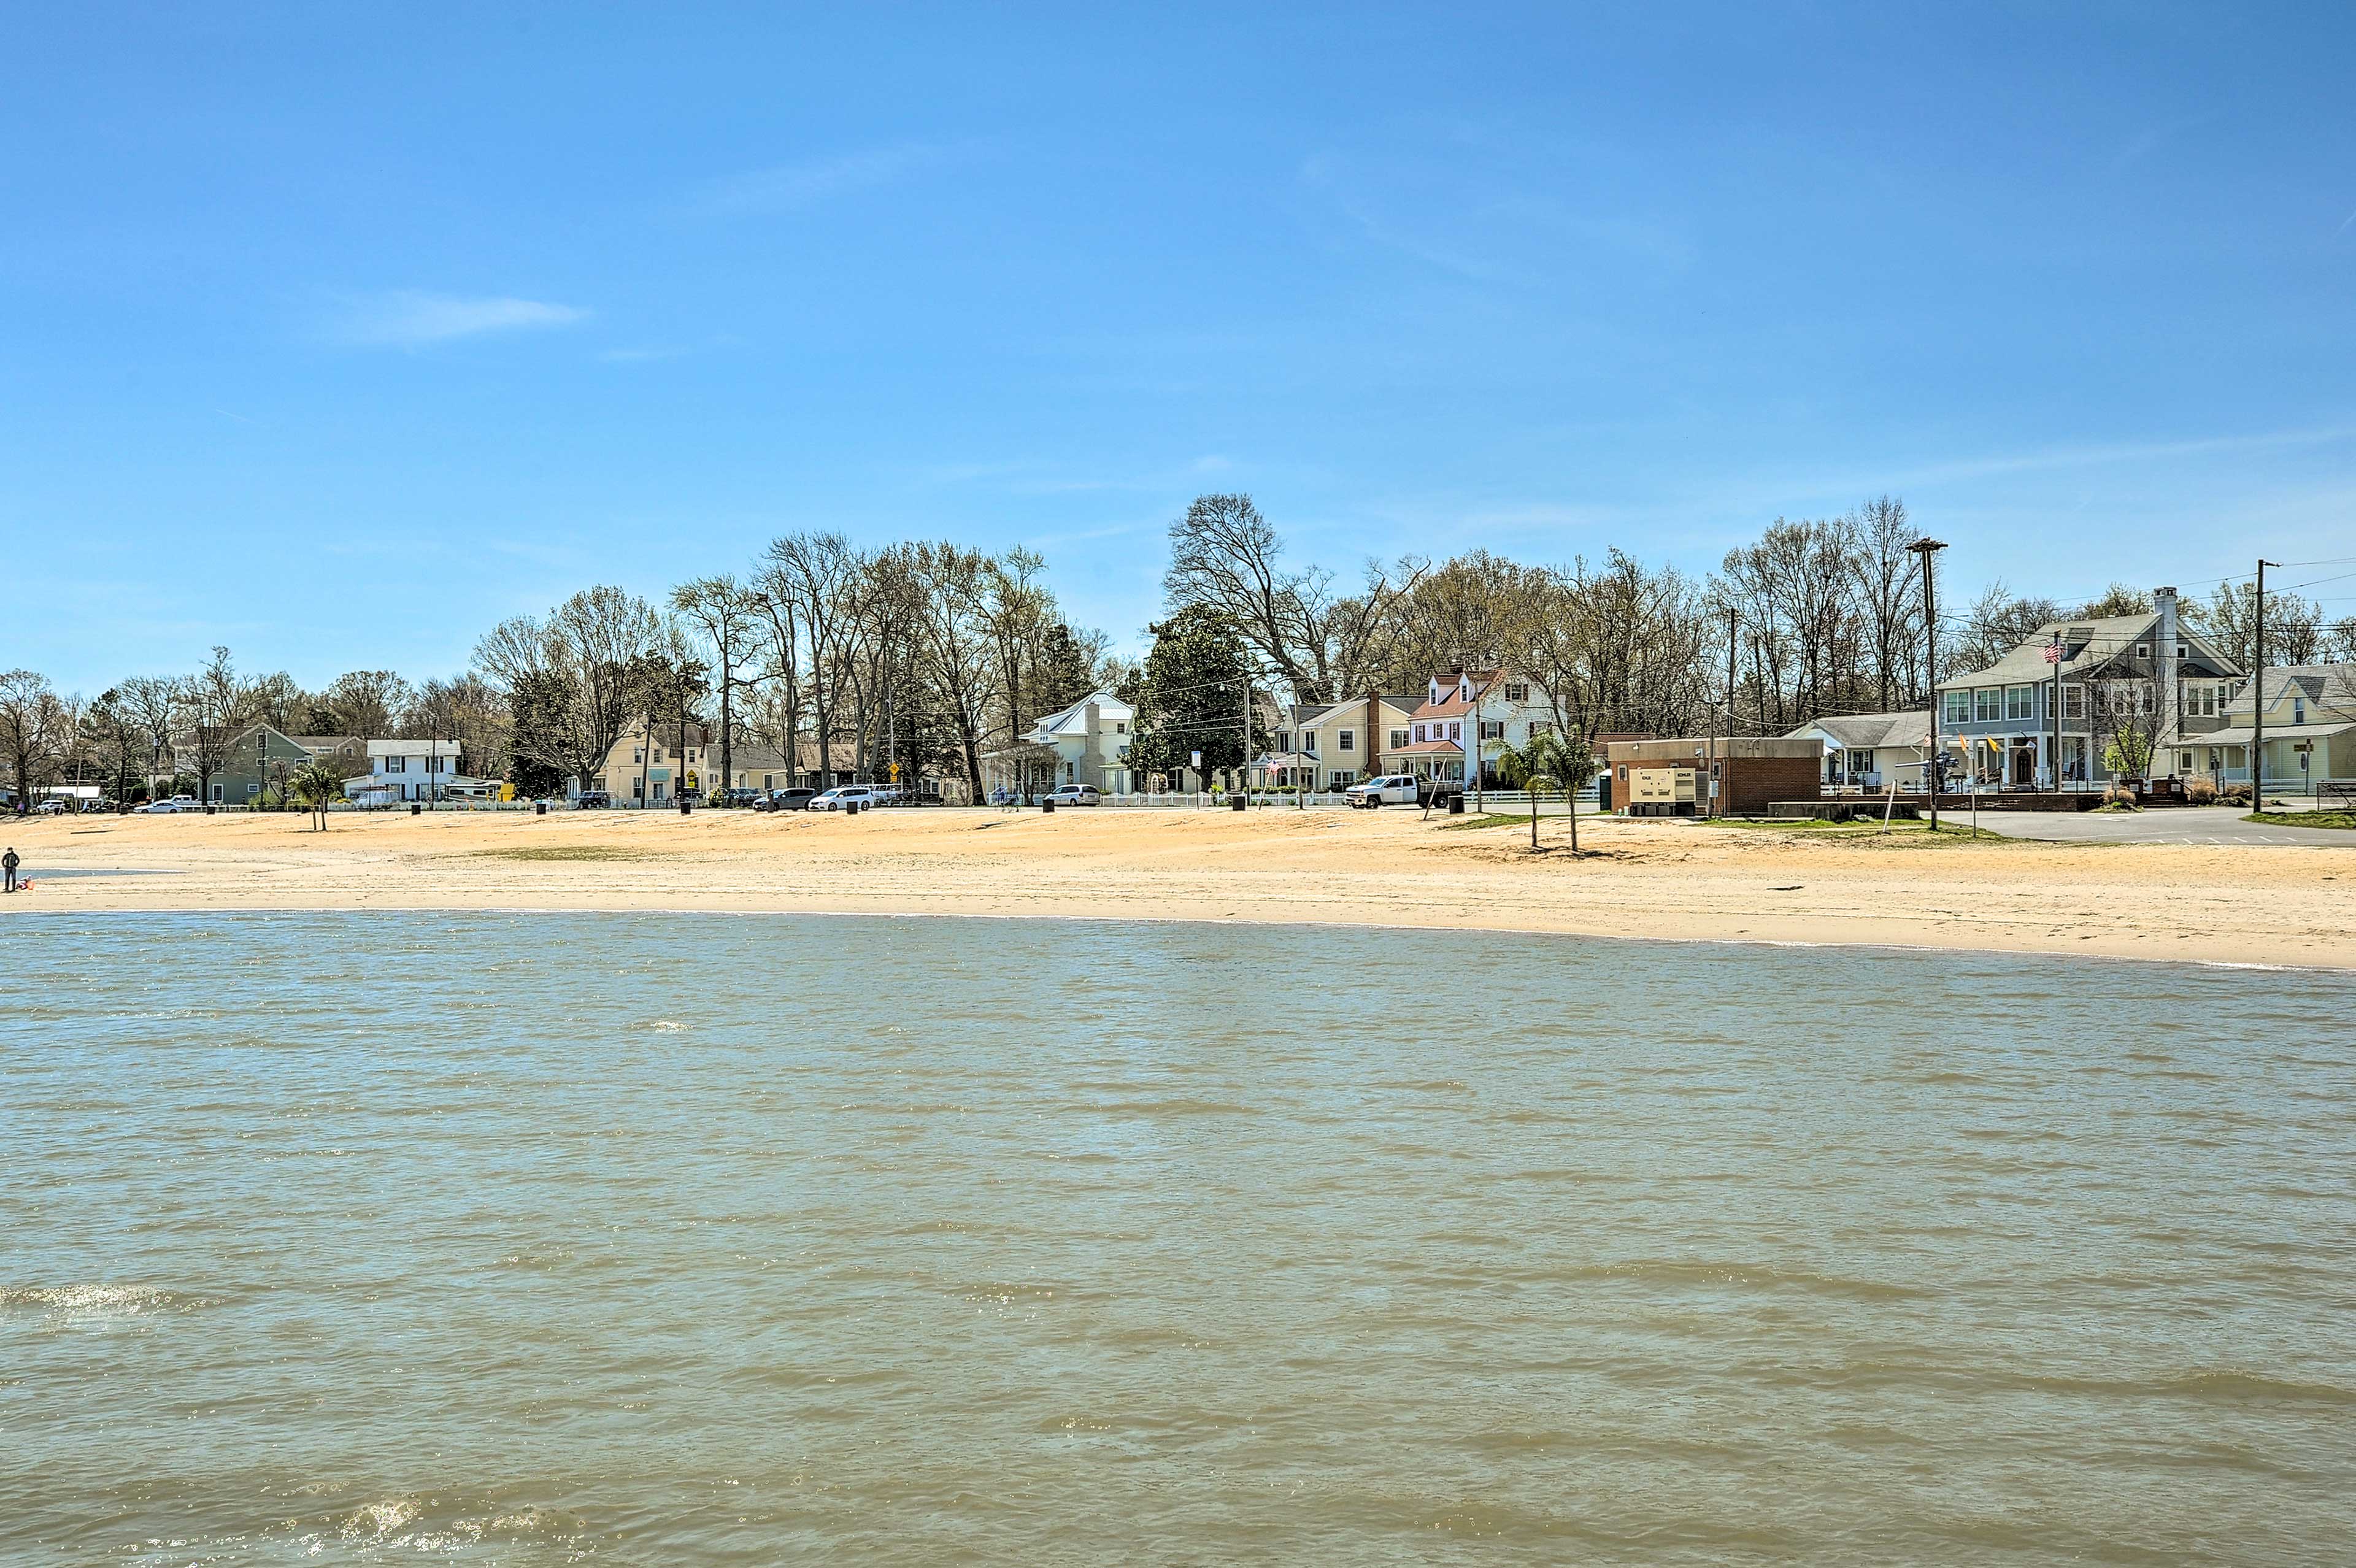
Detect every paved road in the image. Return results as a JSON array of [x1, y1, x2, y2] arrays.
[[1965, 805, 2356, 847]]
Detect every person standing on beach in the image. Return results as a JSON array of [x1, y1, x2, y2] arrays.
[[2, 846, 17, 893]]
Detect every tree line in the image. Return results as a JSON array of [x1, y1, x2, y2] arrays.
[[7, 494, 2352, 809]]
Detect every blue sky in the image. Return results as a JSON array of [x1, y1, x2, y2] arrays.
[[6, 4, 2354, 693]]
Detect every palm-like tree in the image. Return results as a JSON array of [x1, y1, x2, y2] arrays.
[[1495, 729, 1601, 852], [289, 757, 344, 832]]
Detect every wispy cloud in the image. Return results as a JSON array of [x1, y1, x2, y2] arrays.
[[333, 290, 589, 348], [688, 141, 963, 216]]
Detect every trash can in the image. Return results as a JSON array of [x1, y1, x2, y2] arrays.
[[411, 803, 422, 817], [1447, 793, 1465, 815], [1230, 795, 1246, 812], [679, 798, 691, 816], [534, 800, 547, 817], [1042, 799, 1056, 814], [845, 799, 860, 816]]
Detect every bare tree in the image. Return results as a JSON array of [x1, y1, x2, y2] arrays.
[[1854, 497, 1922, 710], [0, 669, 67, 813], [180, 646, 255, 806], [761, 532, 861, 788], [474, 586, 664, 794], [1163, 493, 1420, 701], [907, 542, 1002, 797], [117, 675, 182, 797], [1954, 582, 2066, 675], [313, 670, 415, 741], [671, 574, 761, 794]]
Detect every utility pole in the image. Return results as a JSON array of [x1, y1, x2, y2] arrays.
[[2049, 630, 2063, 795], [1908, 537, 1947, 831], [2253, 559, 2277, 805], [1727, 607, 1739, 736]]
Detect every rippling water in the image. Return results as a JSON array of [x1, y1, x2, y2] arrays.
[[6, 913, 2354, 1562]]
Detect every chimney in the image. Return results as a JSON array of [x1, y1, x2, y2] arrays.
[[2155, 587, 2179, 761]]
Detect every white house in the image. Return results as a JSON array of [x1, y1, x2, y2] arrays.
[[352, 738, 496, 804], [1783, 710, 1934, 791], [1002, 689, 1136, 796], [1377, 669, 1559, 788]]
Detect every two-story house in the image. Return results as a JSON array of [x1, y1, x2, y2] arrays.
[[1377, 669, 1558, 788], [2162, 664, 2356, 792], [579, 720, 717, 805], [1934, 587, 2241, 790], [1258, 694, 1422, 790], [1000, 690, 1136, 796], [355, 738, 499, 803]]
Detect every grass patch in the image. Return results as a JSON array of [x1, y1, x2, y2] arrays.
[[471, 844, 665, 863], [1703, 817, 2009, 842], [2245, 810, 2356, 830]]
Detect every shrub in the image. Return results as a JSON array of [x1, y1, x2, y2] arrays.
[[2219, 782, 2254, 806], [2185, 777, 2218, 805], [2102, 783, 2140, 808]]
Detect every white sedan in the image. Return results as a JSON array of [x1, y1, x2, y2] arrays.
[[808, 786, 885, 812], [134, 795, 203, 813], [1045, 784, 1101, 807]]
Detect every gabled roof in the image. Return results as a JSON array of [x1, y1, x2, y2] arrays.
[[1940, 613, 2241, 689], [1785, 710, 1933, 750], [1025, 688, 1133, 742]]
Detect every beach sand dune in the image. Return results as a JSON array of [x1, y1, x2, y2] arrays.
[[4, 805, 2349, 968]]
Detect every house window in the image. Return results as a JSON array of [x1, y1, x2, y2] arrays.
[[1414, 724, 1426, 743], [1530, 720, 1552, 737], [1941, 690, 1971, 726], [2135, 644, 2150, 661], [2005, 685, 2035, 721], [763, 774, 775, 789], [1449, 722, 1462, 742], [1276, 732, 1291, 753], [2177, 644, 2189, 659], [1973, 688, 2001, 723], [385, 756, 406, 774], [1115, 721, 1127, 734], [1849, 749, 1876, 774], [2294, 697, 2308, 725], [1479, 720, 1504, 740], [1302, 734, 1319, 756], [245, 781, 260, 795], [1336, 729, 1355, 751], [1503, 682, 1529, 702], [1389, 729, 1408, 750], [2179, 751, 2194, 772], [631, 748, 643, 764], [2063, 685, 2087, 721]]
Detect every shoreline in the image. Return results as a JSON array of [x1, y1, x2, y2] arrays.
[[6, 806, 2352, 970], [10, 895, 2341, 974]]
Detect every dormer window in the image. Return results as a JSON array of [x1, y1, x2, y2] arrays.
[[1503, 682, 1529, 702], [2135, 644, 2150, 661], [2295, 697, 2308, 725], [2177, 644, 2189, 660]]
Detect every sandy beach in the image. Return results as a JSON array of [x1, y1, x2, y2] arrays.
[[4, 804, 2350, 968]]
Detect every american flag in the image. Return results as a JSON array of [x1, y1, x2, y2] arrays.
[[2044, 641, 2062, 663]]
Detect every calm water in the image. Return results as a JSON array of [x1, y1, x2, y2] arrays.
[[5, 914, 2355, 1564]]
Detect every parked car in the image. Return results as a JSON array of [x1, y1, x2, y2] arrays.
[[809, 786, 885, 812], [1344, 774, 1422, 809], [712, 787, 762, 809], [134, 795, 202, 813], [574, 791, 612, 810], [1045, 783, 1102, 807], [33, 799, 69, 815], [756, 788, 819, 812]]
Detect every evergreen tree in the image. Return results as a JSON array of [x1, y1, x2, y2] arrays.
[[1128, 607, 1264, 788]]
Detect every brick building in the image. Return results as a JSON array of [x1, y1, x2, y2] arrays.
[[1603, 737, 1822, 817]]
